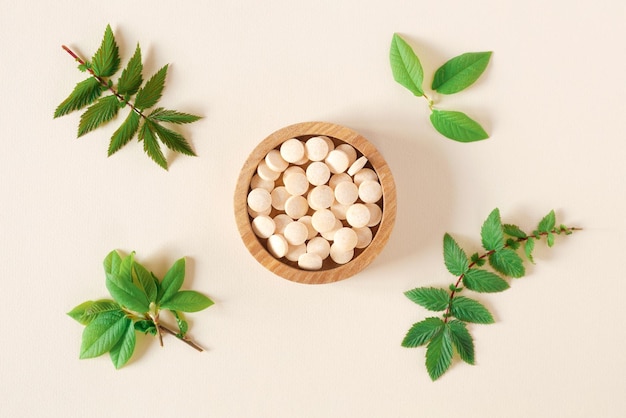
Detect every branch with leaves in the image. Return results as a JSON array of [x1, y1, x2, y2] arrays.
[[402, 209, 580, 380], [390, 33, 491, 142], [54, 25, 201, 169], [68, 250, 214, 369]]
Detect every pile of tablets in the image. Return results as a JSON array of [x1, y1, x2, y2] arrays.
[[247, 136, 383, 270]]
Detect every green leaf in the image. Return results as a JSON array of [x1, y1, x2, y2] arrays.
[[402, 317, 444, 347], [503, 224, 527, 239], [389, 33, 424, 97], [430, 109, 489, 142], [109, 319, 136, 369], [404, 287, 450, 312], [448, 320, 475, 365], [117, 43, 143, 96], [134, 320, 157, 335], [159, 258, 186, 304], [103, 250, 122, 277], [463, 268, 509, 293], [425, 324, 453, 381], [443, 233, 469, 276], [68, 299, 121, 325], [489, 248, 525, 278], [139, 121, 168, 169], [149, 108, 201, 124], [132, 261, 157, 303], [172, 311, 189, 338], [538, 210, 556, 233], [481, 208, 504, 251], [135, 65, 168, 110], [160, 290, 214, 313], [432, 51, 492, 94], [450, 296, 494, 324], [54, 77, 103, 118], [78, 95, 120, 137], [91, 25, 121, 78], [470, 252, 486, 267], [506, 238, 521, 250], [147, 119, 196, 156], [108, 110, 140, 156], [525, 237, 535, 263], [547, 232, 555, 247], [106, 267, 150, 313], [79, 310, 129, 359]]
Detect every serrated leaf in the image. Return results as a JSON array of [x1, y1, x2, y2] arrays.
[[525, 237, 535, 263], [108, 110, 140, 156], [149, 108, 201, 124], [402, 317, 444, 347], [91, 24, 121, 78], [538, 210, 556, 233], [103, 250, 122, 277], [54, 77, 103, 118], [489, 248, 525, 278], [78, 95, 120, 137], [160, 290, 214, 313], [135, 65, 168, 110], [404, 287, 450, 312], [79, 310, 129, 359], [463, 268, 509, 293], [132, 261, 157, 303], [425, 324, 453, 381], [443, 233, 469, 276], [389, 33, 424, 97], [139, 121, 168, 169], [159, 258, 186, 304], [109, 319, 136, 369], [430, 109, 489, 142], [448, 320, 475, 365], [147, 119, 196, 156], [503, 224, 527, 239], [506, 238, 521, 250], [432, 51, 492, 94], [450, 296, 494, 324], [117, 44, 143, 96], [547, 232, 555, 247], [481, 208, 504, 251], [106, 268, 150, 313]]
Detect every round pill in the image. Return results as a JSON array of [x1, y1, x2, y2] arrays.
[[273, 214, 292, 234], [305, 136, 330, 161], [325, 150, 350, 174], [336, 144, 357, 167], [330, 201, 350, 220], [285, 243, 307, 262], [247, 188, 272, 213], [321, 218, 343, 241], [250, 174, 274, 192], [347, 156, 368, 176], [284, 172, 309, 196], [306, 236, 331, 259], [267, 234, 288, 258], [283, 166, 305, 179], [359, 180, 383, 203], [306, 161, 331, 186], [353, 168, 378, 186], [256, 160, 281, 181], [280, 138, 305, 163], [265, 149, 289, 172], [346, 203, 371, 228], [293, 154, 309, 166], [333, 227, 358, 251], [311, 209, 337, 233], [334, 181, 359, 205], [298, 252, 323, 270], [251, 215, 276, 239], [248, 205, 271, 218], [330, 243, 354, 265], [297, 215, 318, 239], [354, 227, 373, 249], [271, 186, 290, 210], [284, 195, 309, 219], [321, 136, 335, 152], [308, 185, 335, 210], [366, 203, 382, 227], [283, 221, 309, 246], [328, 173, 352, 189]]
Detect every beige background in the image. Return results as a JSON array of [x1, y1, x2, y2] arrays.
[[1, 1, 624, 417]]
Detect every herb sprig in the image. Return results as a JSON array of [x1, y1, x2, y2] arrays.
[[390, 33, 491, 142], [55, 25, 201, 169], [68, 250, 214, 369], [402, 209, 580, 380]]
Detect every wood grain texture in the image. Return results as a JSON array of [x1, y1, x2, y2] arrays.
[[234, 121, 396, 284]]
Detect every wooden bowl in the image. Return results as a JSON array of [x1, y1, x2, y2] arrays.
[[234, 121, 396, 284]]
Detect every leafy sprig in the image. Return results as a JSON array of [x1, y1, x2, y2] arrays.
[[390, 33, 491, 142], [68, 250, 214, 369], [55, 25, 201, 169], [402, 209, 580, 380]]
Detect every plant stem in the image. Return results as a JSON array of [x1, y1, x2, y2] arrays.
[[158, 325, 205, 352], [443, 226, 581, 323]]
